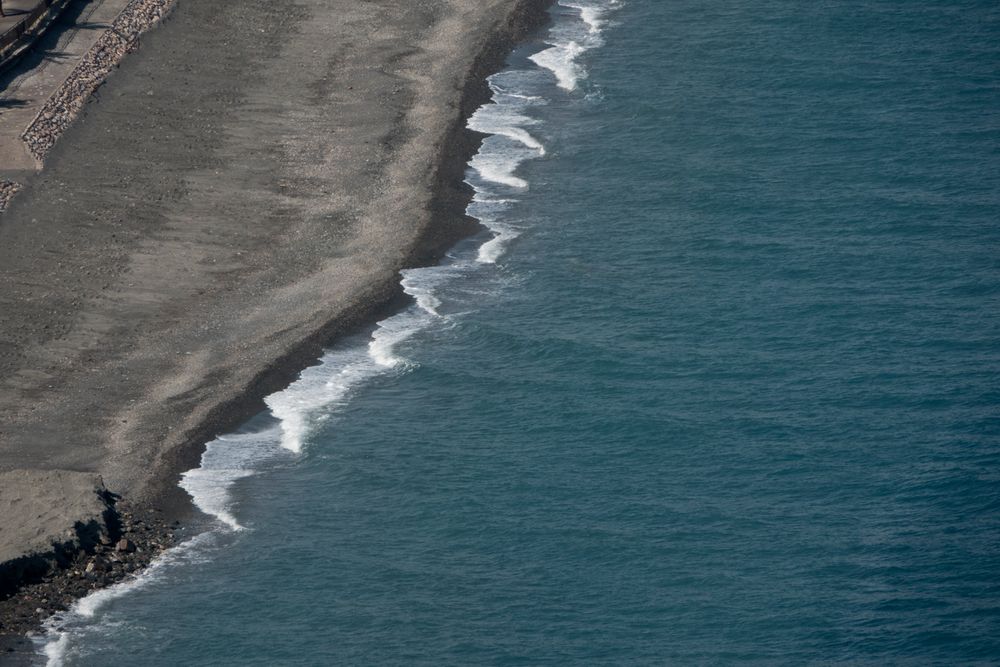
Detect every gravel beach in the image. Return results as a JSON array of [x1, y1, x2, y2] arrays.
[[0, 0, 550, 647]]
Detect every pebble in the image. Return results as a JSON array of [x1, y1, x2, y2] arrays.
[[0, 180, 21, 212], [0, 500, 176, 638]]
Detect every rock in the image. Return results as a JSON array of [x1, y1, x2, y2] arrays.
[[115, 538, 135, 553], [85, 557, 108, 574]]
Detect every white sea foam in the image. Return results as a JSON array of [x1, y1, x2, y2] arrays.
[[39, 532, 216, 666], [41, 632, 69, 666], [38, 304, 441, 662], [490, 69, 550, 104], [530, 41, 587, 91], [179, 424, 288, 529], [469, 103, 546, 155], [180, 464, 254, 531], [401, 267, 446, 317], [265, 346, 375, 452], [39, 304, 440, 661], [477, 226, 520, 264], [470, 148, 530, 189], [464, 73, 548, 259], [368, 309, 427, 368], [499, 91, 544, 102], [563, 1, 610, 33], [467, 65, 554, 191], [472, 194, 515, 205], [529, 0, 620, 91], [182, 260, 449, 525]]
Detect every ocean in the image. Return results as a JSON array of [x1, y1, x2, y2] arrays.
[[38, 0, 1000, 663]]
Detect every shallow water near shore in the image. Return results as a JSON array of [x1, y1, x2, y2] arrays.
[[38, 0, 1000, 663]]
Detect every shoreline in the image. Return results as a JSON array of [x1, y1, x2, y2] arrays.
[[0, 0, 553, 654]]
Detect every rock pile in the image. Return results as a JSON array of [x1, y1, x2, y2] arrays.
[[0, 500, 179, 638], [20, 0, 176, 162], [0, 180, 21, 211]]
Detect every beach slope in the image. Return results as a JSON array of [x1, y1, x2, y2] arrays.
[[0, 0, 548, 604]]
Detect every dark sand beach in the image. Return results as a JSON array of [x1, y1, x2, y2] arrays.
[[0, 0, 549, 646]]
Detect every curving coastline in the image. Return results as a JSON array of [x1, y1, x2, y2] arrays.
[[0, 0, 552, 651]]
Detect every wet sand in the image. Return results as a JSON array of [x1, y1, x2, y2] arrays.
[[0, 0, 550, 622]]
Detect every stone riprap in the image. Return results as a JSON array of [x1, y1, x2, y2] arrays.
[[0, 180, 21, 211], [20, 0, 174, 163]]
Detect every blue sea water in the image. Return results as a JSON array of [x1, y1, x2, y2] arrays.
[[38, 0, 1000, 664]]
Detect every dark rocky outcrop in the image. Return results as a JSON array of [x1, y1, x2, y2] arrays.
[[0, 470, 119, 600], [0, 472, 177, 640]]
